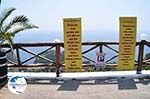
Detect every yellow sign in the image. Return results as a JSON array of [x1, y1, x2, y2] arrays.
[[118, 17, 137, 70], [63, 18, 82, 72]]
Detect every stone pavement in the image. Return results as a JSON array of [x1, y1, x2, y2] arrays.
[[0, 78, 150, 99]]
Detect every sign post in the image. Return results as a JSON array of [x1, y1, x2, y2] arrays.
[[63, 18, 82, 72], [118, 17, 137, 70], [95, 52, 106, 68]]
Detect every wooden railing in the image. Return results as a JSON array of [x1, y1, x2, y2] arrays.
[[1, 41, 150, 77]]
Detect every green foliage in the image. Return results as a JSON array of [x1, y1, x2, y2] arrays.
[[0, 0, 1, 6], [0, 7, 38, 50]]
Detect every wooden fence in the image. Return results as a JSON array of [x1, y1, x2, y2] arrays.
[[1, 41, 150, 77]]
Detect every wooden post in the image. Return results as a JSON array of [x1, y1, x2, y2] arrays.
[[56, 45, 60, 77], [16, 48, 21, 66], [137, 40, 145, 74]]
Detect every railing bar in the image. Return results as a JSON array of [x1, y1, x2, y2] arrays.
[[60, 45, 64, 48], [143, 58, 150, 63], [106, 55, 118, 63], [7, 60, 17, 65], [103, 44, 119, 53], [146, 44, 150, 48], [82, 45, 99, 54], [21, 55, 56, 65], [19, 47, 54, 63], [19, 47, 36, 54], [62, 64, 117, 67], [7, 64, 54, 67], [37, 46, 54, 56], [21, 56, 35, 64], [36, 55, 54, 63], [82, 55, 96, 63], [7, 63, 118, 68], [5, 49, 11, 54], [16, 48, 21, 66], [145, 62, 150, 64], [32, 46, 55, 63], [35, 56, 54, 63], [145, 41, 150, 46]]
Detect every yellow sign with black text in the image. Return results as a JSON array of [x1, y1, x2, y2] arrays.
[[63, 18, 82, 72], [118, 17, 137, 70]]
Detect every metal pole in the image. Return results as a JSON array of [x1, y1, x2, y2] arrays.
[[99, 44, 103, 53], [137, 40, 145, 74]]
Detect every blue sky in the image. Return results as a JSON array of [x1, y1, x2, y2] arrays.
[[1, 0, 149, 58], [1, 0, 150, 42], [1, 0, 150, 31]]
